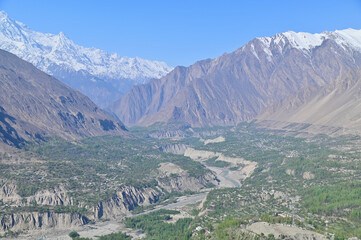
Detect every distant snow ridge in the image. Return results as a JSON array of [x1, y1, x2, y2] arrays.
[[0, 11, 173, 106], [257, 28, 361, 52], [0, 11, 172, 81]]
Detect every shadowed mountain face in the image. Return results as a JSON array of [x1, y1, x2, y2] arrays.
[[257, 70, 361, 135], [0, 49, 127, 147], [110, 29, 361, 127]]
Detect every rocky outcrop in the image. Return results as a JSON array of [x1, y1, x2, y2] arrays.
[[0, 183, 21, 205], [159, 144, 189, 155], [0, 164, 217, 234], [94, 186, 162, 219], [149, 129, 189, 139], [0, 212, 88, 234], [27, 186, 74, 207], [0, 184, 163, 234], [158, 172, 217, 192], [1, 184, 74, 207]]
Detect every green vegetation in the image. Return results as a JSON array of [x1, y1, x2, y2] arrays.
[[303, 182, 361, 237], [98, 232, 131, 240], [0, 230, 21, 238], [69, 231, 91, 240], [214, 217, 241, 239], [3, 123, 361, 239], [69, 231, 80, 238], [260, 213, 293, 225], [125, 209, 192, 239], [304, 182, 361, 218], [25, 136, 208, 191], [0, 134, 211, 216], [181, 124, 361, 238], [204, 157, 230, 168]]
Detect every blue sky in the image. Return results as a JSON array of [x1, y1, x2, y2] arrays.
[[1, 0, 361, 67]]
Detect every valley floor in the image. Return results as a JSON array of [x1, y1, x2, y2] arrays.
[[3, 124, 361, 239]]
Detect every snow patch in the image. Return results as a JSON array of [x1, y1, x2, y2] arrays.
[[250, 43, 260, 60], [334, 28, 361, 51], [282, 31, 326, 50]]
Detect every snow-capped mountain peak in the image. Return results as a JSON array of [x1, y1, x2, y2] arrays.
[[0, 11, 173, 107], [257, 28, 361, 53], [0, 11, 172, 81], [334, 28, 361, 51]]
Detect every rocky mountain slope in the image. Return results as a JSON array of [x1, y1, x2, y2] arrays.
[[111, 29, 361, 127], [0, 11, 172, 107], [257, 70, 361, 135], [0, 49, 127, 147]]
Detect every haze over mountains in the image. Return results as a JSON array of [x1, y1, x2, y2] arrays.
[[0, 11, 173, 107], [111, 29, 361, 129], [257, 69, 361, 135], [0, 49, 127, 147]]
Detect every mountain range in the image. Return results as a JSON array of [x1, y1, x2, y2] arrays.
[[1, 10, 361, 137], [0, 11, 173, 107], [111, 28, 361, 129], [0, 49, 127, 147]]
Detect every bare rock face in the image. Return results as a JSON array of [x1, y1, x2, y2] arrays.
[[0, 183, 21, 204], [1, 183, 75, 207], [27, 186, 74, 207], [110, 29, 361, 127], [0, 184, 86, 234], [94, 186, 161, 219], [0, 49, 127, 147], [0, 184, 163, 234], [257, 70, 361, 135], [0, 212, 89, 234], [148, 124, 192, 139], [157, 172, 217, 192], [159, 144, 189, 154]]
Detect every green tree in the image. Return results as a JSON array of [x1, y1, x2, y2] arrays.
[[69, 231, 80, 239]]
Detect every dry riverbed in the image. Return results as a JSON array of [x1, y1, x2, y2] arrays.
[[184, 147, 257, 188]]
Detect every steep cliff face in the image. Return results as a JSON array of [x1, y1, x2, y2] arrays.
[[27, 186, 75, 207], [157, 172, 217, 192], [0, 184, 163, 234], [0, 183, 21, 205], [111, 29, 361, 127], [0, 212, 88, 234], [1, 184, 75, 207], [159, 144, 189, 155], [94, 186, 162, 219], [1, 184, 86, 234]]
